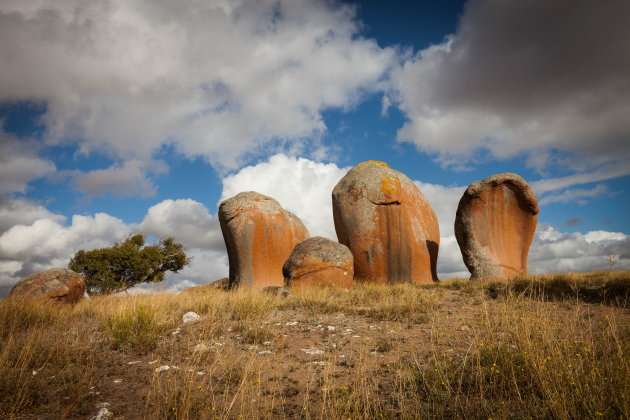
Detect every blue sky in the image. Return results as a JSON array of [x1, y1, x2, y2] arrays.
[[1, 0, 629, 295]]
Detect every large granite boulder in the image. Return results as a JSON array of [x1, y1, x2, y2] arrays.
[[8, 268, 86, 303], [332, 161, 440, 284], [283, 236, 353, 290], [219, 191, 309, 288], [454, 173, 539, 279]]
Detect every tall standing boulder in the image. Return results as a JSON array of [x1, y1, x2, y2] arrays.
[[454, 173, 539, 279], [219, 191, 309, 288], [8, 268, 86, 303], [332, 161, 440, 284], [283, 236, 353, 291]]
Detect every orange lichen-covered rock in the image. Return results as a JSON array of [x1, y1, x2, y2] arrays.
[[454, 173, 539, 280], [8, 268, 85, 303], [332, 161, 439, 284], [283, 236, 353, 291], [219, 191, 309, 288]]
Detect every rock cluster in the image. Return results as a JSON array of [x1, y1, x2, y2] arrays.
[[206, 165, 539, 291], [332, 161, 439, 284], [8, 268, 86, 303], [454, 173, 538, 279], [283, 236, 353, 290], [218, 191, 309, 288]]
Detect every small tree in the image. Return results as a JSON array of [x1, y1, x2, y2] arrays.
[[69, 234, 190, 294]]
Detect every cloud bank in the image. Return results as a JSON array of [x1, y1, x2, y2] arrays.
[[530, 225, 630, 273], [2, 0, 628, 203], [0, 209, 130, 295], [0, 0, 395, 191], [392, 0, 630, 172], [139, 199, 224, 250], [220, 154, 349, 240], [0, 130, 56, 193]]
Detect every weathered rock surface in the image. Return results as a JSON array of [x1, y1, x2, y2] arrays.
[[454, 173, 539, 279], [332, 161, 440, 284], [219, 191, 310, 288], [283, 236, 353, 290], [8, 268, 86, 303]]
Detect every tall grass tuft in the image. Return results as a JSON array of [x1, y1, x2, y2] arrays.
[[105, 303, 166, 353], [489, 271, 630, 303]]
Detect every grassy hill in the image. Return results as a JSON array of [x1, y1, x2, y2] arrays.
[[1, 271, 629, 419]]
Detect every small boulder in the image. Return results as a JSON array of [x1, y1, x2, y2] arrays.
[[454, 173, 539, 279], [283, 236, 353, 290], [332, 161, 440, 284], [219, 191, 309, 288], [182, 311, 201, 323], [8, 268, 86, 303]]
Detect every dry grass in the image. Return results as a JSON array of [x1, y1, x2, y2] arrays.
[[0, 271, 628, 419]]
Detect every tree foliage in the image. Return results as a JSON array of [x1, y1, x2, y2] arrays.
[[68, 234, 190, 294]]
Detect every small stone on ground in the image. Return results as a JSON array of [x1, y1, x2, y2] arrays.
[[182, 312, 201, 323]]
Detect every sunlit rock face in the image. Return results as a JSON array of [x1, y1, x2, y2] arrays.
[[219, 191, 309, 289], [283, 236, 353, 291], [455, 173, 539, 280], [332, 161, 439, 284], [9, 268, 86, 303]]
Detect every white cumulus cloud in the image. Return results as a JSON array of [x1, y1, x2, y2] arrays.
[[139, 199, 224, 250], [529, 224, 630, 273], [0, 197, 65, 234], [0, 0, 395, 184], [0, 213, 130, 264], [0, 212, 131, 291], [220, 154, 349, 240], [0, 131, 56, 193], [413, 181, 465, 237]]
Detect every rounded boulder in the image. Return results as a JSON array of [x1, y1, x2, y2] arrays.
[[332, 161, 440, 284], [454, 173, 539, 279], [8, 268, 86, 303], [283, 236, 353, 290], [219, 191, 309, 288]]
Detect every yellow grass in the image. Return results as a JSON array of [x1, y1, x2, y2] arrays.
[[0, 271, 628, 418]]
